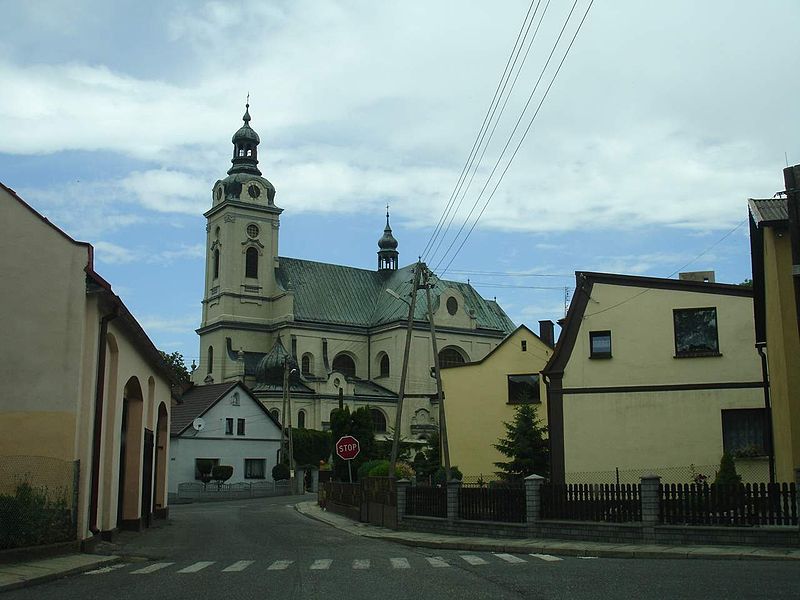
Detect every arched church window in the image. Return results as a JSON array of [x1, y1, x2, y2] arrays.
[[213, 248, 220, 279], [270, 408, 280, 423], [245, 247, 258, 278], [332, 353, 356, 378], [238, 149, 245, 157], [207, 346, 213, 374], [379, 353, 390, 377], [297, 410, 306, 429], [301, 353, 313, 376], [371, 409, 387, 433], [246, 149, 252, 157], [438, 347, 466, 368]]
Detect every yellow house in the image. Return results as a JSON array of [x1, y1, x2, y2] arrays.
[[542, 271, 767, 484], [0, 182, 175, 546], [440, 324, 554, 478], [749, 168, 800, 482]]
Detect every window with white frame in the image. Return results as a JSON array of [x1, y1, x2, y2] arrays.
[[244, 458, 266, 479]]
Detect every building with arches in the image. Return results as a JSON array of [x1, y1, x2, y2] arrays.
[[192, 106, 516, 443], [0, 182, 174, 545]]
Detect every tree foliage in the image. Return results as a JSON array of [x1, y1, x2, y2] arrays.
[[714, 453, 742, 486], [330, 406, 376, 481], [291, 428, 332, 467], [493, 403, 550, 480], [413, 431, 441, 481], [159, 350, 190, 383]]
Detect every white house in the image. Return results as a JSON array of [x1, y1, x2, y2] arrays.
[[169, 382, 282, 493]]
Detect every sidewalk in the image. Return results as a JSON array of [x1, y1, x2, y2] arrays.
[[295, 501, 800, 561], [0, 554, 121, 593]]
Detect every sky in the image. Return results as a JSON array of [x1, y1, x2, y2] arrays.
[[2, 0, 798, 365]]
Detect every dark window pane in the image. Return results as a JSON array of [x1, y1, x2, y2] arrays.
[[237, 418, 245, 435], [722, 408, 766, 456], [379, 354, 390, 377], [674, 308, 719, 355], [245, 247, 259, 278], [439, 348, 466, 368], [225, 418, 234, 435], [507, 374, 540, 404], [371, 409, 387, 432], [245, 459, 265, 479], [332, 354, 356, 377], [590, 331, 612, 358]]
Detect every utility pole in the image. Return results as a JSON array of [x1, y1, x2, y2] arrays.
[[422, 263, 451, 481], [389, 262, 422, 478], [281, 361, 288, 464], [286, 358, 295, 491]]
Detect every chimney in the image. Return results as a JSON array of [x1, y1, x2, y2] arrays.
[[538, 320, 555, 348], [679, 270, 715, 283]]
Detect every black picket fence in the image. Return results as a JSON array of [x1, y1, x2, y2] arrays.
[[542, 483, 641, 523], [459, 484, 526, 523], [324, 482, 362, 508], [405, 486, 447, 518], [661, 482, 798, 526]]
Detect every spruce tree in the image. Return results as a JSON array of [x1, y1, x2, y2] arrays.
[[493, 403, 549, 480], [714, 453, 741, 486]]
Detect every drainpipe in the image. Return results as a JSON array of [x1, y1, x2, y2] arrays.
[[89, 306, 119, 535], [755, 342, 776, 484]]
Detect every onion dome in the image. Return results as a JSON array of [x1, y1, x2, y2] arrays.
[[377, 207, 399, 271], [255, 336, 299, 384], [228, 102, 262, 177]]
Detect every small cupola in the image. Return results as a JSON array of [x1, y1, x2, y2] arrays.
[[228, 101, 262, 177], [377, 207, 399, 271], [255, 335, 299, 385]]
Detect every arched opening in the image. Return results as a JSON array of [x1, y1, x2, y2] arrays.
[[297, 409, 306, 429], [438, 347, 467, 368], [100, 332, 119, 532], [213, 248, 220, 279], [301, 353, 313, 376], [207, 346, 213, 375], [270, 408, 280, 424], [246, 149, 252, 157], [378, 353, 390, 377], [371, 408, 387, 433], [245, 247, 259, 278], [153, 402, 168, 519], [118, 376, 144, 529], [332, 353, 356, 378]]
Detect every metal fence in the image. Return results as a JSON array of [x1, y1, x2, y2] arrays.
[[324, 482, 362, 508], [176, 480, 289, 502], [566, 461, 770, 485], [459, 483, 526, 523], [0, 456, 79, 550], [661, 482, 798, 526], [405, 486, 447, 518], [542, 483, 641, 523]]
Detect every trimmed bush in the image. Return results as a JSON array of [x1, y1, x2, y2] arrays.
[[211, 465, 234, 488], [196, 459, 214, 485], [365, 460, 415, 479], [272, 463, 290, 481], [714, 453, 741, 486], [357, 459, 385, 480], [432, 465, 463, 485]]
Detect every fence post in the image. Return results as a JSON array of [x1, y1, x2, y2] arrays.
[[795, 468, 800, 534], [396, 479, 410, 524], [72, 460, 80, 539], [524, 474, 544, 529], [446, 480, 461, 522], [640, 473, 661, 543]]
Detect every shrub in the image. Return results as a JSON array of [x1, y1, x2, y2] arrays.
[[357, 459, 385, 479], [714, 453, 742, 486], [367, 460, 418, 479], [272, 463, 290, 481], [0, 483, 72, 550], [211, 465, 234, 488], [432, 465, 463, 485]]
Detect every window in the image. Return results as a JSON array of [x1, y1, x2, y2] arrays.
[[379, 353, 390, 377], [213, 248, 220, 279], [521, 340, 527, 352], [371, 408, 387, 433], [446, 296, 458, 315], [207, 346, 213, 374], [507, 374, 540, 404], [237, 418, 245, 435], [674, 307, 719, 357], [438, 347, 466, 368], [225, 418, 234, 435], [589, 331, 612, 359], [332, 353, 356, 378], [195, 458, 219, 480], [297, 410, 306, 429], [301, 353, 313, 376], [270, 408, 280, 423], [722, 409, 767, 457], [245, 247, 259, 278], [246, 223, 259, 238], [244, 458, 266, 479]]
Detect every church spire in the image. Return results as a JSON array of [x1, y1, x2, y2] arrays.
[[377, 205, 399, 271], [228, 99, 262, 176]]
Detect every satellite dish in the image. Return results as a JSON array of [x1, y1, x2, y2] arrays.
[[192, 417, 206, 432]]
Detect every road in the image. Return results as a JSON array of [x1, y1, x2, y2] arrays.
[[5, 495, 799, 600]]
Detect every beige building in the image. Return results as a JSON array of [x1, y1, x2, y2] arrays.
[[749, 167, 800, 482], [543, 271, 767, 484], [0, 183, 174, 544], [440, 324, 554, 478], [191, 105, 515, 443]]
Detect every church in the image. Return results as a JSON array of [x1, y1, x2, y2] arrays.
[[191, 104, 516, 444]]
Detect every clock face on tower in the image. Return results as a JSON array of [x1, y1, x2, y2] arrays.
[[215, 187, 222, 201], [248, 184, 261, 199]]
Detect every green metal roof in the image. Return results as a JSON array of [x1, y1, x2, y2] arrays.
[[275, 258, 515, 332]]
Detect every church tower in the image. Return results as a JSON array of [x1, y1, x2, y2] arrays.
[[197, 103, 284, 382], [377, 208, 399, 271]]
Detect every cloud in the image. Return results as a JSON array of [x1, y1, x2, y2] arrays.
[[121, 170, 210, 215], [93, 241, 138, 264]]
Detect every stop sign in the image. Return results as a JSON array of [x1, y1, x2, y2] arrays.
[[335, 435, 360, 460]]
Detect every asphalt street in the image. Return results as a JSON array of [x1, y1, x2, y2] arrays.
[[4, 495, 799, 600]]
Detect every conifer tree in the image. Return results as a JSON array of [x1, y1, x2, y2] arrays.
[[493, 403, 549, 480], [714, 452, 742, 486]]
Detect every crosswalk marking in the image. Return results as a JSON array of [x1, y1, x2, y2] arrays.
[[177, 561, 215, 573], [494, 553, 526, 564], [310, 559, 333, 570], [352, 559, 370, 570], [460, 555, 488, 566], [531, 553, 563, 562], [84, 563, 129, 575], [131, 562, 175, 574], [390, 558, 410, 569], [222, 560, 254, 572], [267, 560, 293, 570], [426, 556, 450, 568]]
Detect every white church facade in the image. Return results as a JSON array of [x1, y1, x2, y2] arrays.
[[191, 104, 516, 443]]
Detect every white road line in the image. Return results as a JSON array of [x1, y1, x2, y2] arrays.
[[352, 559, 370, 570], [578, 556, 599, 560], [530, 553, 563, 562], [222, 560, 255, 572], [177, 561, 215, 573], [390, 558, 410, 569], [494, 553, 526, 564], [84, 563, 129, 575], [310, 559, 333, 570], [426, 556, 450, 568], [267, 560, 294, 570], [460, 555, 488, 566], [131, 562, 175, 574]]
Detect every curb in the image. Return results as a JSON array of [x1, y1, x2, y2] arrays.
[[0, 555, 122, 593]]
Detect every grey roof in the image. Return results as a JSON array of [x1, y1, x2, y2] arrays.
[[170, 382, 237, 436], [275, 258, 515, 332], [749, 198, 788, 226]]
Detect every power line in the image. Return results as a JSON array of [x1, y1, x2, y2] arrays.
[[446, 269, 573, 278]]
